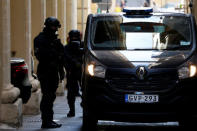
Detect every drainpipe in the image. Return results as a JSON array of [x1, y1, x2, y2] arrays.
[[189, 0, 193, 13], [107, 0, 109, 13], [82, 0, 84, 39]]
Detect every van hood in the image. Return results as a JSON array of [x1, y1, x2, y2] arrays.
[[90, 50, 191, 68]]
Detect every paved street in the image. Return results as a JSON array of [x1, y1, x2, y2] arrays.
[[19, 91, 83, 131], [0, 91, 186, 131]]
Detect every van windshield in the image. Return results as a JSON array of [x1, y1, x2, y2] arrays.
[[91, 16, 192, 50]]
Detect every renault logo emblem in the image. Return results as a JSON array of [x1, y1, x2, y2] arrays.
[[136, 66, 146, 80]]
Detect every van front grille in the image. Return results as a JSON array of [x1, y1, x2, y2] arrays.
[[107, 73, 178, 91]]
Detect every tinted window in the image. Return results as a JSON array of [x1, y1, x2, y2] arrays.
[[92, 16, 124, 50], [91, 16, 192, 50]]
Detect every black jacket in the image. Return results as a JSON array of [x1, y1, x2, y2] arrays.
[[34, 28, 64, 80], [64, 41, 82, 79]]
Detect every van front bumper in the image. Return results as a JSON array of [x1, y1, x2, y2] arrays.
[[84, 76, 197, 122]]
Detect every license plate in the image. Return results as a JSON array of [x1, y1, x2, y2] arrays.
[[125, 94, 159, 103]]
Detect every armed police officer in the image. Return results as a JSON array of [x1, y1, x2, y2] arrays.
[[64, 30, 83, 117], [34, 17, 64, 128]]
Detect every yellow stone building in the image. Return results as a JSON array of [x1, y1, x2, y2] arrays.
[[154, 0, 182, 7], [0, 0, 92, 127]]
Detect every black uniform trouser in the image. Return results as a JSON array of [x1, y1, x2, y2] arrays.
[[39, 76, 59, 122], [66, 72, 79, 112]]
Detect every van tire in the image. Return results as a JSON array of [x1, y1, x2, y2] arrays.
[[82, 109, 98, 131], [179, 117, 197, 129]]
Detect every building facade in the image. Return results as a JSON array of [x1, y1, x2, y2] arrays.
[[0, 0, 92, 127]]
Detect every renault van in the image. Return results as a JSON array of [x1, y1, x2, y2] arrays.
[[82, 8, 197, 129]]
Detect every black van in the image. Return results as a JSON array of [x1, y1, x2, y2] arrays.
[[82, 8, 197, 129]]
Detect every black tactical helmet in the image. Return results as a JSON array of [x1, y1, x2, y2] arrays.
[[44, 17, 61, 28], [68, 30, 81, 41]]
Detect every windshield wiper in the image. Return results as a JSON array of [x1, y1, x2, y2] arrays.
[[132, 48, 158, 50], [129, 46, 190, 51], [165, 46, 190, 50]]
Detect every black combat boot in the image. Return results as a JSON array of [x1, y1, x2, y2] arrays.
[[67, 110, 75, 117], [41, 120, 62, 128], [67, 103, 75, 117]]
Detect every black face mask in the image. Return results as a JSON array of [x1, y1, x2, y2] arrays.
[[44, 27, 57, 35]]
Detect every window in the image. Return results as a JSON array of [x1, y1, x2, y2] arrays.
[[91, 16, 192, 50]]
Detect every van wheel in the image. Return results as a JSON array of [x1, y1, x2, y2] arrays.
[[82, 112, 98, 131], [179, 118, 197, 129], [82, 101, 98, 131], [82, 87, 98, 130]]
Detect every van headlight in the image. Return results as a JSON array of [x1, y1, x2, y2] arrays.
[[178, 65, 197, 79], [87, 64, 106, 78]]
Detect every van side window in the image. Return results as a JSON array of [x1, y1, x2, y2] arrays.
[[94, 20, 123, 44], [94, 21, 109, 44]]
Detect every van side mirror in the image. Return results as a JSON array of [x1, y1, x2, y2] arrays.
[[80, 41, 84, 48], [79, 47, 84, 55], [80, 41, 85, 55]]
